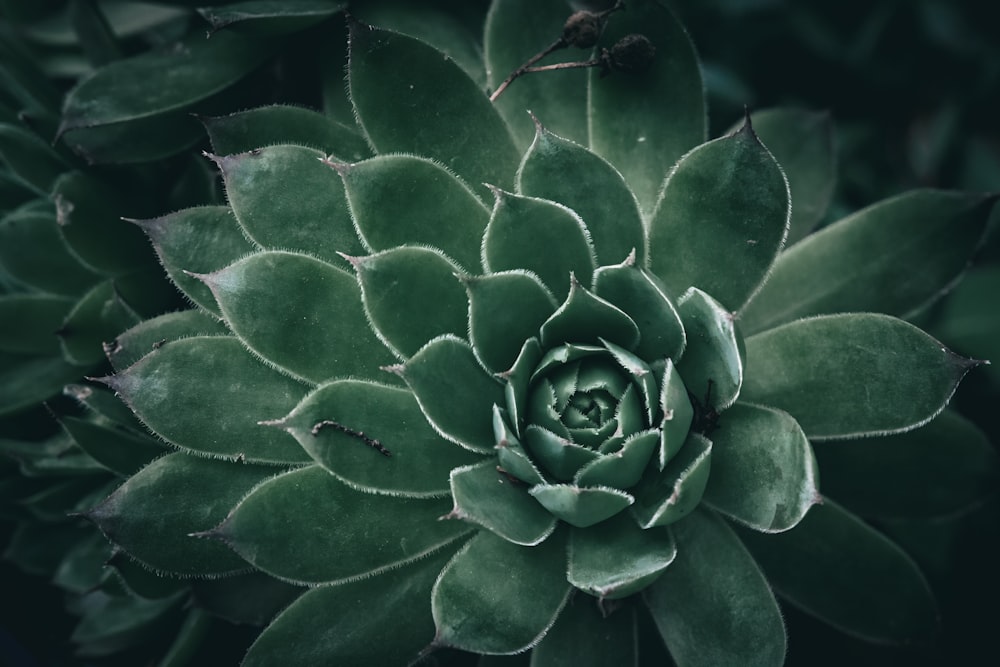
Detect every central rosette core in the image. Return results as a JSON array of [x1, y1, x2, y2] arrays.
[[524, 350, 650, 482]]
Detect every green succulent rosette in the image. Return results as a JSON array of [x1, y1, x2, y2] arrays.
[[61, 1, 998, 665]]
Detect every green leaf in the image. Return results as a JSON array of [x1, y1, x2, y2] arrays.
[[191, 572, 302, 627], [213, 465, 470, 584], [593, 257, 685, 363], [588, 0, 706, 214], [675, 287, 744, 411], [60, 112, 205, 164], [658, 359, 694, 469], [349, 246, 468, 359], [53, 531, 113, 595], [465, 270, 556, 374], [214, 144, 364, 264], [105, 552, 185, 600], [0, 294, 72, 355], [737, 500, 939, 644], [273, 379, 484, 497], [3, 521, 93, 576], [0, 207, 100, 296], [740, 108, 836, 245], [348, 21, 520, 195], [101, 336, 311, 464], [202, 250, 394, 383], [202, 104, 370, 160], [59, 30, 273, 134], [631, 432, 712, 528], [530, 598, 638, 667], [198, 1, 345, 34], [568, 513, 676, 600], [648, 121, 790, 311], [741, 313, 978, 439], [740, 192, 998, 334], [703, 403, 819, 532], [449, 460, 557, 546], [482, 189, 596, 301], [60, 414, 165, 478], [540, 277, 640, 350], [71, 591, 184, 657], [813, 410, 1000, 519], [0, 123, 68, 194], [523, 423, 598, 480], [52, 171, 157, 275], [243, 546, 455, 666], [63, 383, 143, 430], [432, 529, 571, 654], [105, 309, 228, 372], [574, 430, 659, 490], [58, 280, 141, 366], [645, 509, 786, 667], [86, 452, 275, 576], [135, 206, 254, 316], [484, 0, 588, 149], [529, 484, 634, 528], [396, 335, 504, 454], [518, 120, 645, 266], [338, 154, 490, 272]]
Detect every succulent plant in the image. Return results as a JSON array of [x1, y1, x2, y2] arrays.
[[3, 0, 998, 665]]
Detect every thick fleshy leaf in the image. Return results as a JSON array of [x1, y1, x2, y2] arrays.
[[191, 572, 302, 627], [58, 280, 141, 366], [540, 278, 639, 350], [351, 1, 486, 87], [568, 513, 676, 600], [518, 121, 645, 266], [813, 409, 999, 519], [658, 359, 694, 469], [529, 484, 634, 528], [466, 271, 556, 374], [432, 529, 571, 654], [741, 313, 978, 439], [593, 257, 685, 363], [198, 1, 345, 33], [482, 189, 596, 301], [348, 21, 520, 194], [530, 598, 638, 667], [337, 154, 490, 272], [0, 207, 99, 296], [60, 112, 204, 164], [738, 500, 939, 644], [349, 246, 468, 359], [675, 287, 744, 411], [645, 509, 786, 667], [63, 383, 143, 430], [740, 191, 998, 334], [201, 250, 393, 383], [59, 30, 272, 135], [213, 465, 470, 585], [0, 294, 72, 355], [3, 521, 94, 577], [70, 592, 184, 656], [741, 108, 836, 245], [703, 402, 819, 532], [449, 461, 557, 546], [134, 206, 254, 316], [574, 430, 658, 490], [0, 354, 86, 417], [396, 335, 504, 454], [273, 380, 484, 497], [243, 547, 456, 667], [0, 123, 68, 194], [484, 0, 589, 149], [648, 121, 790, 311], [202, 104, 370, 160], [105, 309, 228, 372], [523, 423, 598, 480], [631, 432, 712, 528], [214, 145, 363, 263], [494, 409, 545, 486], [85, 452, 275, 576], [101, 336, 311, 464], [588, 0, 706, 213], [60, 415, 165, 478], [52, 171, 156, 275]]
